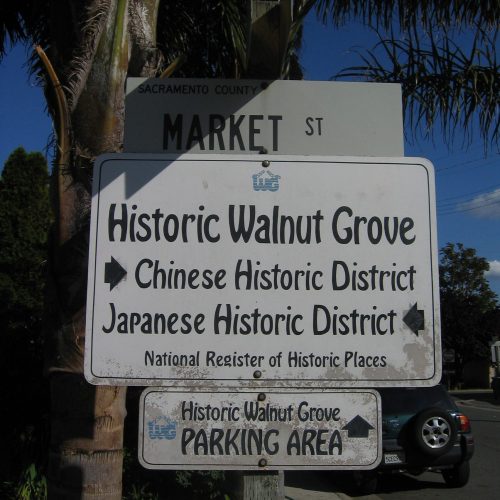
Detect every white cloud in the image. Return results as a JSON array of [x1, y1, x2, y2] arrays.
[[486, 260, 500, 278], [458, 188, 500, 218]]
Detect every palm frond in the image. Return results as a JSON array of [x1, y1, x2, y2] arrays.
[[157, 0, 247, 78], [64, 2, 111, 112], [315, 0, 500, 32], [282, 0, 317, 79], [336, 27, 500, 148], [0, 3, 26, 56]]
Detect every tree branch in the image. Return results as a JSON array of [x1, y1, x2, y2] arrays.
[[35, 45, 76, 246]]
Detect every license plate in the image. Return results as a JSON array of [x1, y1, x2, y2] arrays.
[[384, 452, 405, 465]]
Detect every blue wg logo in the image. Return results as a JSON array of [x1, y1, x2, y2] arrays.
[[252, 170, 281, 191], [148, 416, 177, 440]]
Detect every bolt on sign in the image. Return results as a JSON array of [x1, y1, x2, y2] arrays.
[[84, 154, 441, 387], [138, 389, 382, 470], [124, 78, 403, 157]]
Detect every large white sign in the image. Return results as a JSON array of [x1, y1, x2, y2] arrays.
[[139, 389, 381, 470], [84, 154, 441, 387], [124, 78, 403, 156]]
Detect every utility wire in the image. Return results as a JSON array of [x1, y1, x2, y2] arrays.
[[437, 184, 500, 209], [438, 183, 500, 204], [437, 157, 485, 171], [412, 144, 485, 165], [436, 157, 499, 174], [438, 198, 500, 216]]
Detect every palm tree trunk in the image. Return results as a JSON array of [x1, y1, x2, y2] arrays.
[[48, 375, 126, 499], [44, 1, 159, 497]]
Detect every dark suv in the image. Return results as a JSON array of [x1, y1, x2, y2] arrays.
[[354, 385, 474, 493]]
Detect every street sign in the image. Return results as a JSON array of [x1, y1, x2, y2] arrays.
[[124, 78, 403, 156], [138, 388, 381, 470], [84, 154, 441, 387]]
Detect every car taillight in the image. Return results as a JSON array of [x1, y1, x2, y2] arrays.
[[457, 414, 471, 433]]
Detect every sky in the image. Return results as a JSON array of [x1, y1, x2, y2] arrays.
[[300, 17, 500, 298], [1, 15, 499, 298]]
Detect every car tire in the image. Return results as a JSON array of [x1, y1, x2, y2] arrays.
[[442, 461, 470, 488], [413, 407, 457, 456]]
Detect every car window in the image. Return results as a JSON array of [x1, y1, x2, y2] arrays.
[[378, 386, 457, 414]]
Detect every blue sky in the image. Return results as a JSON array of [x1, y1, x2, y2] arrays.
[[1, 16, 499, 297], [300, 17, 500, 297]]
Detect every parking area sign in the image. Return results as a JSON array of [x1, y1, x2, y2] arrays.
[[84, 154, 441, 387], [139, 389, 382, 470]]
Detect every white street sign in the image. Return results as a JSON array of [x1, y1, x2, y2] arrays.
[[139, 389, 382, 470], [84, 154, 441, 387], [124, 78, 403, 156]]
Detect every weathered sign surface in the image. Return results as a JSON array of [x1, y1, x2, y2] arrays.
[[138, 389, 381, 470], [124, 78, 403, 156], [84, 154, 441, 387]]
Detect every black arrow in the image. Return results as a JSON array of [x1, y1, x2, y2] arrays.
[[403, 303, 425, 335], [104, 257, 127, 290], [342, 415, 375, 438]]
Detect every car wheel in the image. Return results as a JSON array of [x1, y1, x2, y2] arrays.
[[442, 461, 470, 488], [413, 407, 457, 456]]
